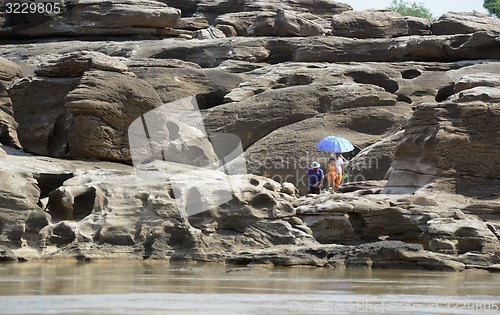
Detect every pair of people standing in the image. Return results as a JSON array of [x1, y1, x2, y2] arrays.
[[308, 153, 345, 194]]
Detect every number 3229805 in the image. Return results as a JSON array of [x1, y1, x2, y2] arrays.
[[5, 2, 61, 14]]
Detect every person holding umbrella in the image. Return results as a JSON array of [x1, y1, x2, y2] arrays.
[[308, 161, 324, 194], [316, 135, 354, 192]]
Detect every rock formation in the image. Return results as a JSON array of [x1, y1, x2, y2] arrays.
[[0, 1, 499, 271], [0, 58, 22, 149], [0, 0, 181, 38]]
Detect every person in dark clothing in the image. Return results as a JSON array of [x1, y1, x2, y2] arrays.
[[308, 161, 324, 194]]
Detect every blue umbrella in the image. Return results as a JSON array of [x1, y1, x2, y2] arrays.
[[316, 136, 354, 153]]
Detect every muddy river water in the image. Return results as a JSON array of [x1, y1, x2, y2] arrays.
[[1, 262, 499, 314]]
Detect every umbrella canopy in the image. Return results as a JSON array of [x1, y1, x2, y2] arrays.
[[316, 136, 354, 153]]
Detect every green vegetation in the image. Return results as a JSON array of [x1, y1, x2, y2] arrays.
[[484, 0, 500, 17], [387, 0, 434, 21]]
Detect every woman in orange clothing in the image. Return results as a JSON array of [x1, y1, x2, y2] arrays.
[[326, 157, 338, 192], [326, 153, 345, 192]]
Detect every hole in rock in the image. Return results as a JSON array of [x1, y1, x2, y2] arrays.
[[249, 192, 276, 208], [347, 71, 399, 94], [455, 227, 484, 253], [48, 223, 76, 246], [397, 94, 413, 104], [449, 36, 469, 49], [47, 187, 96, 221], [73, 188, 96, 221], [457, 239, 484, 254], [34, 173, 74, 199], [401, 69, 422, 79], [435, 83, 455, 102], [250, 178, 260, 186]]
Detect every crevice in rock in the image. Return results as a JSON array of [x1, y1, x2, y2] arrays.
[[34, 173, 74, 199], [47, 113, 71, 157], [73, 188, 96, 221], [449, 35, 470, 49], [397, 94, 413, 104], [318, 95, 331, 113], [47, 187, 96, 221], [196, 89, 228, 109], [435, 83, 455, 102], [46, 222, 76, 246], [486, 223, 500, 240]]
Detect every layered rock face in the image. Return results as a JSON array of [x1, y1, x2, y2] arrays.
[[8, 51, 165, 162], [0, 0, 181, 38], [0, 1, 499, 271], [384, 71, 500, 197]]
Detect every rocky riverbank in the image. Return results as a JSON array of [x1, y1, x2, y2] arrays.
[[0, 0, 499, 271]]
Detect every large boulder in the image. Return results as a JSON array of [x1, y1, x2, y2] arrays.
[[65, 70, 163, 163], [9, 76, 81, 157], [35, 51, 129, 78], [427, 217, 499, 254], [384, 84, 500, 196], [9, 51, 129, 158], [330, 10, 409, 39], [432, 12, 500, 35]]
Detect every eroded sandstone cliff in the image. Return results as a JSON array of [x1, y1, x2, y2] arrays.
[[0, 1, 499, 271]]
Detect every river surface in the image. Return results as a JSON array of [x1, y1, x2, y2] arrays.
[[0, 262, 499, 315]]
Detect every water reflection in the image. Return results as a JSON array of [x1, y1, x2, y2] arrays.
[[0, 262, 499, 314]]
